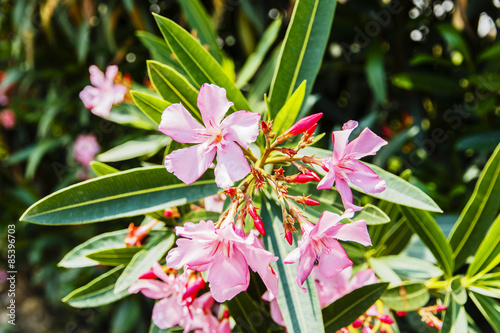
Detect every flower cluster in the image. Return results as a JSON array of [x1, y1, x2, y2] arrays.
[[128, 83, 388, 330]]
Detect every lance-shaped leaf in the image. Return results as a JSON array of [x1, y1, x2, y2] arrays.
[[97, 135, 171, 162], [272, 80, 307, 137], [268, 0, 337, 117], [376, 255, 444, 280], [226, 291, 272, 333], [90, 161, 119, 177], [261, 196, 324, 333], [114, 230, 175, 293], [147, 60, 201, 121], [136, 30, 186, 76], [130, 90, 171, 125], [353, 204, 390, 225], [62, 266, 129, 308], [380, 282, 430, 311], [86, 247, 142, 266], [20, 166, 219, 225], [153, 14, 251, 112], [449, 143, 500, 269], [399, 206, 454, 277], [467, 213, 500, 278], [175, 0, 222, 62], [469, 291, 500, 332], [322, 282, 389, 331], [441, 295, 468, 333]]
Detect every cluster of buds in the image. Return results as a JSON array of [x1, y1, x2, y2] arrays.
[[124, 219, 159, 247]]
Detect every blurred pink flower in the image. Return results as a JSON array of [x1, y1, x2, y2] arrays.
[[79, 65, 127, 117], [204, 194, 227, 213], [317, 120, 387, 211], [313, 266, 379, 308], [0, 109, 16, 129], [159, 84, 260, 188], [73, 134, 100, 167], [262, 290, 285, 327], [284, 210, 371, 291], [166, 220, 278, 302]]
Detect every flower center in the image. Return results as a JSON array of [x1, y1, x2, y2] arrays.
[[213, 131, 223, 144]]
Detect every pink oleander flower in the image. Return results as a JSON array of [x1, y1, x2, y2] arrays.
[[73, 134, 100, 167], [159, 83, 261, 188], [166, 220, 279, 302], [204, 194, 227, 213], [79, 65, 127, 117], [0, 109, 16, 129], [284, 210, 371, 291], [262, 291, 285, 327], [129, 263, 226, 333], [313, 266, 379, 308], [317, 120, 387, 212]]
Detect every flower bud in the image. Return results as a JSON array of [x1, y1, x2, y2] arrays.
[[124, 219, 159, 247], [305, 123, 317, 136], [396, 311, 407, 317], [183, 274, 206, 301], [286, 113, 323, 137], [287, 173, 317, 184], [285, 230, 293, 245], [249, 205, 265, 235], [352, 318, 363, 328], [304, 169, 321, 182], [378, 314, 394, 324]]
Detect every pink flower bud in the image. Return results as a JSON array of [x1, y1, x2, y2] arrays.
[[396, 311, 407, 317], [289, 173, 317, 184], [285, 113, 323, 137], [304, 169, 321, 181], [352, 318, 363, 328], [285, 230, 293, 245], [305, 123, 317, 136], [378, 314, 394, 324], [249, 205, 265, 235]]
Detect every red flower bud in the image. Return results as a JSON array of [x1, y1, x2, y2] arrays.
[[352, 318, 363, 328], [304, 169, 321, 181], [378, 314, 394, 324], [304, 198, 320, 206], [289, 173, 316, 184], [249, 205, 265, 235], [396, 311, 407, 317], [305, 123, 317, 136], [285, 230, 293, 245], [435, 305, 448, 312], [286, 113, 323, 137]]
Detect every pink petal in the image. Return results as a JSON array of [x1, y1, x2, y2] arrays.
[[164, 144, 216, 184], [238, 241, 276, 276], [335, 178, 363, 212], [197, 84, 233, 127], [152, 262, 171, 284], [112, 84, 127, 104], [204, 194, 226, 213], [214, 141, 251, 188], [159, 103, 205, 143], [128, 279, 173, 299], [332, 122, 357, 162], [221, 111, 261, 148], [317, 168, 336, 190], [310, 211, 342, 238], [260, 265, 280, 298], [166, 238, 216, 269], [152, 297, 183, 329], [176, 220, 218, 241], [346, 160, 386, 194], [89, 65, 105, 87], [105, 65, 119, 81], [317, 240, 353, 278], [79, 86, 100, 109], [327, 220, 372, 246], [343, 120, 358, 130], [208, 247, 249, 290], [296, 245, 316, 289], [344, 127, 387, 160], [283, 247, 301, 264], [90, 94, 114, 118], [349, 269, 379, 291], [210, 282, 249, 303]]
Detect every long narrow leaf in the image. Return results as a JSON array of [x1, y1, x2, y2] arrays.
[[20, 166, 219, 225], [467, 213, 500, 278], [268, 0, 337, 117], [130, 90, 170, 125]]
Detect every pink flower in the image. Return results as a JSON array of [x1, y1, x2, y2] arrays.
[[283, 210, 371, 291], [262, 291, 285, 327], [0, 109, 16, 129], [317, 120, 387, 211], [166, 220, 278, 302], [73, 134, 100, 167], [204, 194, 227, 213], [159, 84, 261, 188], [313, 266, 379, 308], [79, 65, 127, 117]]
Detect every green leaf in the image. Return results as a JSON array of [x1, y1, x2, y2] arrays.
[[437, 24, 472, 66], [261, 196, 324, 333], [226, 291, 272, 333], [399, 206, 454, 277], [175, 0, 222, 62], [479, 41, 500, 62], [153, 14, 251, 112], [368, 257, 402, 286], [380, 282, 430, 311], [441, 295, 468, 333], [181, 209, 221, 223], [62, 266, 129, 308], [136, 31, 186, 76], [107, 104, 158, 130], [114, 230, 175, 293], [469, 291, 500, 332], [247, 45, 281, 108], [353, 204, 390, 225], [391, 73, 463, 94], [322, 282, 389, 331], [376, 256, 444, 281], [86, 247, 142, 266], [130, 90, 171, 125], [97, 135, 171, 162], [372, 217, 413, 257], [20, 166, 219, 225], [365, 41, 387, 104], [58, 229, 130, 268], [467, 213, 500, 278], [90, 161, 119, 177], [272, 80, 307, 136], [469, 73, 500, 92], [236, 16, 282, 88], [450, 276, 467, 305], [449, 143, 500, 268], [147, 60, 201, 121], [268, 0, 337, 117]]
